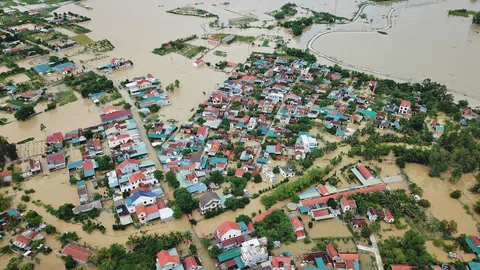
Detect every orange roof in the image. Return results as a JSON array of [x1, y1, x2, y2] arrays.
[[103, 105, 120, 114], [301, 184, 386, 207], [317, 184, 328, 195], [0, 170, 12, 177], [357, 164, 373, 179], [145, 204, 159, 215], [157, 250, 180, 267], [184, 256, 198, 269], [271, 256, 291, 268], [16, 235, 30, 245], [296, 230, 305, 238], [211, 140, 221, 153], [341, 197, 356, 208], [62, 244, 94, 263], [289, 216, 303, 230], [118, 159, 140, 170], [217, 221, 240, 238], [326, 243, 339, 257], [312, 208, 330, 217], [128, 172, 144, 183], [339, 253, 359, 261], [235, 168, 244, 177], [252, 208, 277, 223], [135, 205, 146, 214]]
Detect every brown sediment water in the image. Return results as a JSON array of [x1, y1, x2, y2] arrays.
[[0, 93, 100, 143], [403, 164, 479, 235], [425, 240, 477, 263], [311, 0, 480, 105]]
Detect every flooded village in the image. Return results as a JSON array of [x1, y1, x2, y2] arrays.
[[0, 0, 479, 269]]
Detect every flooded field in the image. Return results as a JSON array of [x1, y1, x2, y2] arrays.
[[311, 0, 480, 103], [304, 217, 353, 238], [0, 95, 100, 142], [404, 164, 479, 235], [6, 73, 31, 84], [425, 240, 477, 263]]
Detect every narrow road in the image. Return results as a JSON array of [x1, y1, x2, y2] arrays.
[[357, 235, 384, 270]]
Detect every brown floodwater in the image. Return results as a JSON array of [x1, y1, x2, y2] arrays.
[[403, 163, 479, 235], [0, 92, 100, 142], [311, 0, 480, 104]]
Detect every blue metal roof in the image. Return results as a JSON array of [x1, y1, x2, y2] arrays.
[[67, 160, 83, 170]]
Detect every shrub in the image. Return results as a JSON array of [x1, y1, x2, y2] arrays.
[[21, 195, 30, 202], [450, 190, 461, 199], [418, 199, 431, 208]]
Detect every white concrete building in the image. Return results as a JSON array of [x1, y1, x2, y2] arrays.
[[240, 238, 269, 267]]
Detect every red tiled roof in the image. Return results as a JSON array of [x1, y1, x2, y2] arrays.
[[252, 208, 277, 223], [357, 164, 372, 179], [0, 170, 12, 177], [135, 205, 146, 214], [101, 109, 131, 121], [384, 209, 394, 220], [211, 140, 221, 153], [145, 204, 159, 215], [217, 221, 240, 238], [301, 184, 387, 207], [339, 253, 359, 261], [235, 168, 244, 177], [129, 172, 145, 183], [312, 208, 330, 217], [184, 256, 198, 269], [46, 132, 63, 143], [289, 216, 303, 230], [296, 230, 305, 238], [16, 235, 30, 245], [62, 244, 94, 263], [103, 105, 120, 114], [93, 139, 101, 148], [326, 243, 339, 257], [341, 197, 356, 208], [157, 250, 180, 267], [222, 235, 244, 246], [470, 236, 480, 247], [400, 100, 411, 107], [47, 153, 65, 162], [83, 161, 93, 170], [317, 184, 328, 195], [118, 159, 140, 170], [271, 256, 291, 269]]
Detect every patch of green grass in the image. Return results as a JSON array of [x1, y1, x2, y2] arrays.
[[6, 99, 26, 107], [180, 45, 207, 59], [210, 34, 256, 44], [21, 0, 39, 4], [0, 118, 8, 125], [214, 51, 227, 57], [448, 9, 477, 17], [70, 34, 93, 45], [55, 90, 78, 106], [62, 24, 91, 34], [17, 137, 35, 144]]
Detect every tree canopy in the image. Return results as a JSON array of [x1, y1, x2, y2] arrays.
[[14, 105, 35, 121], [254, 210, 296, 243]]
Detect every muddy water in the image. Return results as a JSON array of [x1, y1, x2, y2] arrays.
[[311, 0, 480, 103], [425, 240, 477, 263], [0, 93, 100, 142], [6, 73, 31, 84], [403, 163, 479, 235]]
